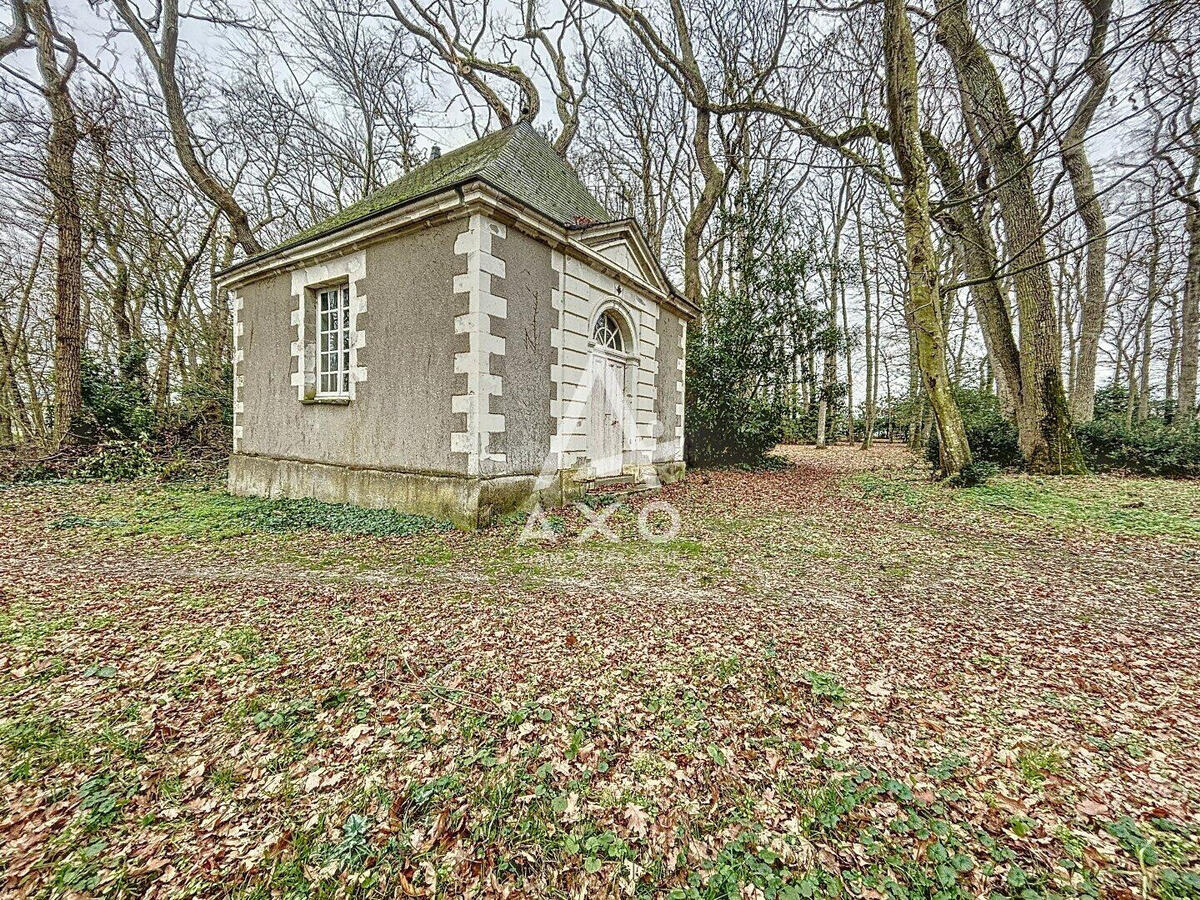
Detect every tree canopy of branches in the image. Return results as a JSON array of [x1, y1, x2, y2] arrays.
[[0, 0, 1195, 475]]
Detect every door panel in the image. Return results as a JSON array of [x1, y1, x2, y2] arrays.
[[589, 353, 626, 477]]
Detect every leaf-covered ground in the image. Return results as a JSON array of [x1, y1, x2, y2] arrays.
[[1, 445, 1198, 899]]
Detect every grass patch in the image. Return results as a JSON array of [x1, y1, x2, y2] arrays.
[[0, 603, 75, 648], [48, 482, 452, 540], [1, 714, 91, 777], [850, 470, 1200, 541], [954, 478, 1200, 540]]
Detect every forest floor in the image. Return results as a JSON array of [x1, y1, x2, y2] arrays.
[[1, 444, 1199, 899]]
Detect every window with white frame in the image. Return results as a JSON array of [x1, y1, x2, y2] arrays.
[[317, 284, 352, 396], [593, 311, 625, 353]]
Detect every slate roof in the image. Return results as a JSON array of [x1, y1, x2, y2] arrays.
[[273, 121, 611, 255]]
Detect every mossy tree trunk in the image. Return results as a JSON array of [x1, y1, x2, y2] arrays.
[[1062, 0, 1113, 424], [29, 0, 82, 447], [1179, 201, 1200, 424], [934, 0, 1085, 474], [882, 0, 971, 478]]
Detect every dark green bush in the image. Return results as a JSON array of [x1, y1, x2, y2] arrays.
[[1092, 385, 1130, 422], [1078, 418, 1200, 478], [684, 281, 795, 465], [926, 388, 1022, 471], [79, 348, 156, 440], [72, 440, 158, 481], [782, 408, 818, 445], [686, 383, 786, 465], [685, 188, 828, 466]]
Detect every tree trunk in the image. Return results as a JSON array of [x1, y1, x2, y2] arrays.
[[683, 105, 724, 308], [1139, 215, 1160, 423], [29, 0, 82, 446], [1124, 348, 1137, 428], [1179, 204, 1200, 424], [842, 260, 854, 443], [935, 0, 1084, 473], [884, 0, 971, 478], [0, 322, 34, 440], [1062, 0, 1113, 423], [1138, 306, 1152, 423], [816, 289, 839, 450], [926, 141, 1021, 420], [1166, 292, 1180, 419], [857, 210, 876, 449]]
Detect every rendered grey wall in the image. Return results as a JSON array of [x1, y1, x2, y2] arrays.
[[655, 310, 684, 462], [489, 226, 557, 475], [236, 218, 468, 476]]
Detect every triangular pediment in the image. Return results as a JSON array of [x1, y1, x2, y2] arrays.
[[574, 221, 672, 297]]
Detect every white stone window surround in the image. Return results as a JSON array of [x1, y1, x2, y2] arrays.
[[290, 251, 367, 403]]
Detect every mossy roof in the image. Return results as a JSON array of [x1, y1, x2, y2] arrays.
[[272, 121, 611, 256]]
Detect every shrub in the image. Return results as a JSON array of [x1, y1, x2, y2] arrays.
[[1092, 385, 1130, 422], [79, 349, 156, 441], [157, 452, 197, 482], [926, 388, 1022, 471], [686, 361, 787, 465], [685, 190, 829, 466], [1078, 419, 1200, 478], [947, 460, 1000, 487], [72, 440, 158, 481], [781, 407, 818, 445], [9, 460, 61, 483], [168, 364, 233, 447], [684, 283, 793, 465]]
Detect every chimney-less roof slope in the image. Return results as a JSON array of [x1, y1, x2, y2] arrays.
[[274, 121, 611, 255]]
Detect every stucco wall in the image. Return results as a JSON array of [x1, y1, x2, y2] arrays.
[[235, 218, 467, 476], [489, 226, 557, 475]]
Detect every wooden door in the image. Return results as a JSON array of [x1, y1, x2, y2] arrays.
[[589, 352, 626, 477]]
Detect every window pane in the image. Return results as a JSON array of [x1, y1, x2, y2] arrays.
[[316, 284, 352, 395]]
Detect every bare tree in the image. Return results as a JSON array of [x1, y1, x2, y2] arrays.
[[104, 0, 264, 255], [882, 0, 970, 477], [576, 34, 689, 259], [1143, 2, 1199, 423], [28, 0, 82, 444], [586, 0, 730, 307], [1061, 0, 1113, 423], [933, 0, 1084, 473]]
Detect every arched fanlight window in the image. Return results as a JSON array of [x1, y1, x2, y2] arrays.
[[593, 311, 625, 352]]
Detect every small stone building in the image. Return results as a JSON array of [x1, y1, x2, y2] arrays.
[[219, 123, 696, 528]]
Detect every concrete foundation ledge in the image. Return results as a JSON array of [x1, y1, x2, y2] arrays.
[[228, 454, 481, 529], [228, 454, 685, 530], [654, 460, 687, 484], [230, 454, 565, 529]]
